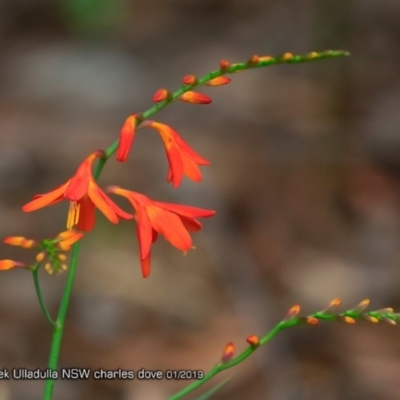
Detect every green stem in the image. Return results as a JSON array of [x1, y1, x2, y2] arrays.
[[168, 324, 283, 400], [32, 265, 57, 328], [43, 242, 81, 400]]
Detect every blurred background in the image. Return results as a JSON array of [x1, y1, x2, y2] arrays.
[[1, 0, 400, 399]]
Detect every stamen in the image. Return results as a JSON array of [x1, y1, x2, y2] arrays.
[[74, 202, 81, 225], [66, 201, 80, 229]]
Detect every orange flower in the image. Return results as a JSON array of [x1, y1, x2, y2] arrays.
[[107, 186, 216, 278], [142, 121, 210, 188], [22, 151, 133, 231], [0, 259, 26, 271]]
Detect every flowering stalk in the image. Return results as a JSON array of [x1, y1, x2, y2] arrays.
[[44, 50, 348, 400], [169, 299, 399, 400], [96, 50, 349, 175], [0, 49, 349, 400]]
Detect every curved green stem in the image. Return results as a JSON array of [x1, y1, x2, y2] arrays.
[[43, 242, 81, 400], [169, 303, 400, 399], [168, 324, 283, 400], [96, 50, 349, 172], [32, 265, 57, 328]]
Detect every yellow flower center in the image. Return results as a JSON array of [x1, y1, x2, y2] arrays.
[[66, 201, 80, 229]]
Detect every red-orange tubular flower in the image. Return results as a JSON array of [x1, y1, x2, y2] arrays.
[[116, 114, 140, 162], [22, 151, 133, 231], [107, 186, 216, 278], [0, 260, 26, 271], [142, 120, 210, 188], [180, 91, 212, 104]]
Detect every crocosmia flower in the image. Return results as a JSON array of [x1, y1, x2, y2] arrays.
[[142, 121, 210, 188], [22, 151, 133, 231], [107, 186, 216, 278]]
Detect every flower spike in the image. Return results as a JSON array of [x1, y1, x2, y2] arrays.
[[180, 91, 212, 104], [107, 186, 215, 278], [142, 120, 210, 188], [22, 151, 133, 231], [116, 114, 141, 162]]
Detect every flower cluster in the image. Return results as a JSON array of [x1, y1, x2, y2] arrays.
[[1, 230, 83, 273], [0, 74, 233, 277]]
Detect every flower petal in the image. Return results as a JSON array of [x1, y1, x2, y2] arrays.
[[153, 201, 216, 219], [76, 196, 96, 232], [140, 252, 151, 278], [180, 216, 202, 232], [147, 206, 192, 252], [116, 114, 137, 162], [22, 181, 69, 212], [135, 209, 153, 260], [87, 182, 118, 224], [65, 152, 99, 201]]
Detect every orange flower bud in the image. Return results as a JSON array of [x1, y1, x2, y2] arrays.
[[36, 252, 46, 262], [153, 89, 170, 103], [341, 316, 356, 324], [259, 55, 273, 62], [182, 75, 197, 85], [21, 239, 36, 249], [55, 230, 84, 251], [246, 335, 260, 347], [4, 236, 36, 248], [283, 52, 293, 61], [306, 317, 319, 325], [206, 76, 231, 86], [284, 304, 301, 320], [180, 91, 212, 104], [219, 60, 230, 70], [221, 342, 235, 363], [363, 315, 379, 323], [248, 55, 259, 65], [58, 254, 67, 261], [0, 259, 26, 271], [116, 114, 139, 162], [44, 263, 53, 274]]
